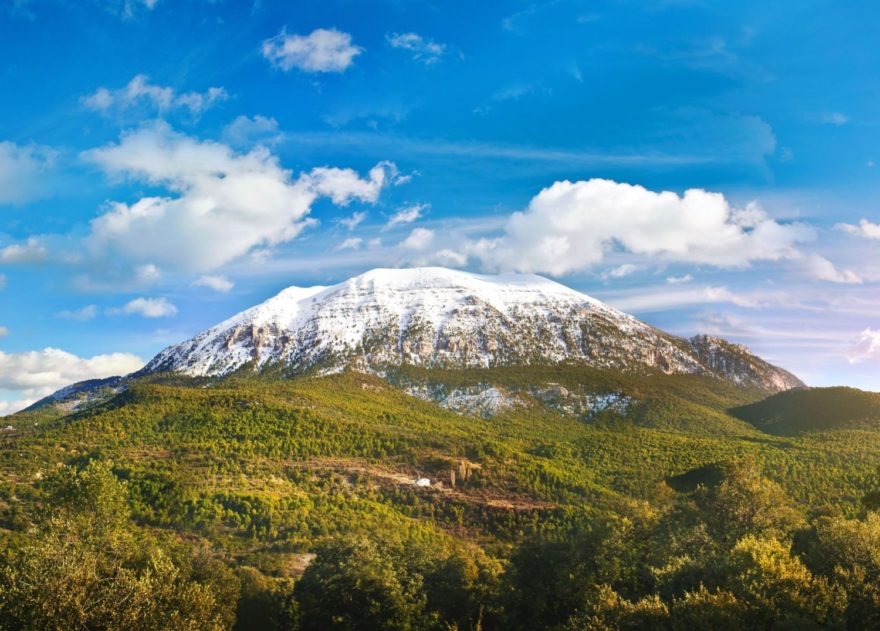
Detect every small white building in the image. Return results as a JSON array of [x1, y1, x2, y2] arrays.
[[413, 477, 431, 487]]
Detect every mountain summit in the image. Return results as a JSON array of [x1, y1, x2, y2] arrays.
[[139, 267, 802, 391]]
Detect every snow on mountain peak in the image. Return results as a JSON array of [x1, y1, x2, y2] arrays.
[[139, 267, 803, 391]]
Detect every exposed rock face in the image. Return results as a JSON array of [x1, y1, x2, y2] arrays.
[[138, 267, 803, 392], [687, 334, 803, 391]]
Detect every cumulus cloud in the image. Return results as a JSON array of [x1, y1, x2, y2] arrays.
[[222, 115, 283, 148], [849, 328, 880, 363], [193, 275, 234, 292], [837, 218, 880, 240], [0, 237, 47, 263], [262, 28, 362, 73], [305, 162, 395, 205], [0, 142, 56, 205], [82, 123, 395, 273], [387, 32, 446, 64], [401, 227, 434, 250], [57, 305, 99, 321], [113, 297, 178, 318], [0, 348, 143, 416], [386, 203, 428, 228], [459, 179, 814, 276], [82, 75, 228, 117], [802, 254, 862, 284]]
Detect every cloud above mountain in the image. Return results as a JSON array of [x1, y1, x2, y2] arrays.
[[454, 179, 818, 275], [0, 348, 143, 415], [81, 123, 395, 274]]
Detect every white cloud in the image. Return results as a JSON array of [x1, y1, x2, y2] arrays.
[[460, 179, 814, 276], [262, 28, 362, 73], [135, 263, 161, 284], [82, 75, 228, 117], [803, 254, 862, 284], [837, 218, 880, 240], [386, 203, 428, 228], [0, 142, 56, 205], [0, 348, 143, 416], [401, 227, 434, 250], [603, 263, 639, 279], [335, 237, 363, 251], [305, 162, 394, 205], [222, 115, 283, 148], [849, 328, 880, 363], [57, 305, 99, 321], [608, 285, 761, 313], [82, 123, 395, 273], [666, 274, 693, 284], [0, 326, 7, 338], [113, 297, 178, 318], [193, 275, 234, 292], [0, 237, 46, 263], [430, 248, 467, 267], [337, 210, 367, 230], [387, 32, 446, 64]]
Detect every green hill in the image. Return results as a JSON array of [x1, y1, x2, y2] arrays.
[[730, 386, 880, 434], [3, 370, 880, 629]]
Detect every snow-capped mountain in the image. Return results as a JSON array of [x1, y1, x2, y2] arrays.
[[138, 267, 802, 391]]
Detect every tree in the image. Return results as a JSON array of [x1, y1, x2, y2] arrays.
[[698, 459, 804, 546], [0, 460, 233, 630], [294, 536, 429, 631]]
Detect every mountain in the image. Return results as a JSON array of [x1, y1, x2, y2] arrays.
[[731, 386, 880, 434], [137, 267, 801, 391]]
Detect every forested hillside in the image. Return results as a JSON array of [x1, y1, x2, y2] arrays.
[[1, 368, 879, 629]]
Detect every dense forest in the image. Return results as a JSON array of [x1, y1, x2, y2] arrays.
[[2, 367, 880, 629]]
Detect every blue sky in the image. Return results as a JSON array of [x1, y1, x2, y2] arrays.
[[2, 0, 880, 412]]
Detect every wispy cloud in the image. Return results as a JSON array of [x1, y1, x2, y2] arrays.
[[605, 285, 761, 312], [335, 237, 363, 251], [82, 75, 228, 117], [0, 142, 56, 205], [56, 305, 99, 321], [385, 203, 428, 229], [284, 131, 713, 167], [387, 32, 446, 64], [337, 211, 367, 231]]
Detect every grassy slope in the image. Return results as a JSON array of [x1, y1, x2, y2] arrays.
[[731, 386, 880, 434], [2, 369, 880, 571]]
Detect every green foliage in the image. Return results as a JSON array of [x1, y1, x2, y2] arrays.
[[0, 461, 235, 630], [731, 386, 880, 434], [294, 534, 499, 630], [2, 368, 880, 628]]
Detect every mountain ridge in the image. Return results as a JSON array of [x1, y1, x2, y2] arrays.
[[31, 268, 802, 413]]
